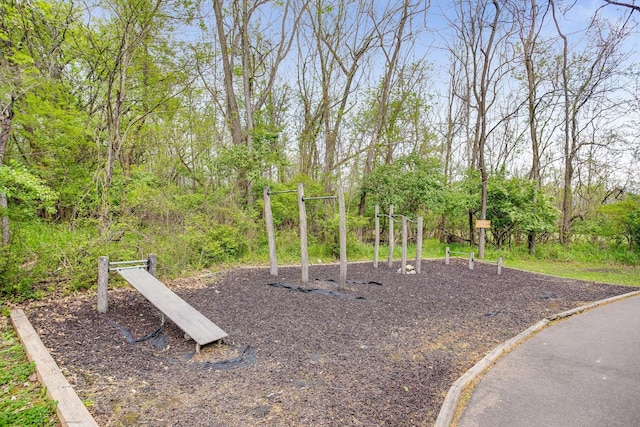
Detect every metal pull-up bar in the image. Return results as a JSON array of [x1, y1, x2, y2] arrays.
[[267, 189, 297, 195], [373, 205, 423, 274], [263, 184, 348, 290], [302, 195, 338, 201], [298, 183, 347, 289]]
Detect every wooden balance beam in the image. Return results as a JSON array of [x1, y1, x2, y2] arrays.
[[98, 256, 227, 353]]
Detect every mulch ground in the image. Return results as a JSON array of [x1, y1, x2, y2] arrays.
[[24, 260, 632, 426]]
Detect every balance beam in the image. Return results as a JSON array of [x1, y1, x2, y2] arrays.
[[98, 256, 227, 353]]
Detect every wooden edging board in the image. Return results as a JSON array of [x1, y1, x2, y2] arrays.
[[434, 289, 640, 427], [10, 309, 100, 427]]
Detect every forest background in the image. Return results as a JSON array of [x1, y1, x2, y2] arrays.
[[1, 0, 640, 300]]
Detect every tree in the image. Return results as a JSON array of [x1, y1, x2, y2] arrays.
[[550, 0, 634, 244], [79, 0, 186, 231], [449, 0, 515, 257], [509, 0, 553, 254], [211, 0, 305, 205], [604, 0, 640, 12], [486, 173, 557, 248], [358, 1, 427, 215], [360, 154, 445, 219], [0, 0, 77, 243]]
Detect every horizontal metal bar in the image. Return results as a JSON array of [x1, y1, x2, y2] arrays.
[[268, 189, 297, 195], [108, 265, 147, 272], [449, 251, 472, 255], [302, 195, 338, 201], [108, 259, 148, 266], [392, 214, 416, 223]]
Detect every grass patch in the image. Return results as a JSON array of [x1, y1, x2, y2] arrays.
[[504, 259, 640, 287], [0, 317, 57, 427]]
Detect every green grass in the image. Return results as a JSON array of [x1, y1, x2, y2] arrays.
[[249, 237, 640, 287], [503, 259, 640, 287], [0, 318, 57, 427]]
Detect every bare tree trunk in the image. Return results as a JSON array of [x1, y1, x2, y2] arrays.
[[358, 0, 411, 215], [551, 0, 571, 245], [0, 94, 15, 244], [517, 0, 545, 255], [99, 25, 130, 234], [213, 0, 244, 148], [475, 0, 501, 259]]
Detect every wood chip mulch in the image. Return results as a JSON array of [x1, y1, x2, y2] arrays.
[[25, 260, 631, 426]]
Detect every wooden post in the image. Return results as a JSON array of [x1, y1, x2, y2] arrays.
[[401, 216, 407, 274], [338, 188, 347, 291], [147, 253, 157, 277], [298, 182, 309, 283], [374, 205, 380, 268], [388, 204, 394, 268], [97, 256, 109, 313], [264, 187, 278, 276], [497, 257, 503, 275], [416, 217, 423, 274], [469, 252, 474, 270], [445, 247, 450, 265]]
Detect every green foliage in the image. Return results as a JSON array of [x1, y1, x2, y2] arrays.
[[214, 123, 287, 191], [361, 154, 445, 217], [0, 326, 57, 426], [486, 174, 558, 247], [595, 195, 640, 250], [0, 162, 58, 216], [15, 87, 97, 220], [185, 218, 249, 266]]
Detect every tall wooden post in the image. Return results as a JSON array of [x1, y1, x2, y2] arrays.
[[401, 216, 407, 274], [416, 216, 423, 274], [97, 256, 109, 313], [264, 187, 278, 276], [147, 253, 157, 277], [445, 247, 450, 265], [388, 204, 394, 268], [298, 183, 309, 283], [338, 188, 347, 290], [469, 252, 474, 270], [497, 257, 503, 275], [374, 205, 380, 268]]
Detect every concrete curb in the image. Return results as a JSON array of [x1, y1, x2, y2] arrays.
[[434, 289, 640, 427], [10, 309, 100, 427]]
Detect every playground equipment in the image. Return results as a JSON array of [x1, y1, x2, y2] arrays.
[[263, 184, 347, 290], [263, 187, 297, 276], [373, 204, 423, 274], [445, 247, 474, 269], [445, 247, 502, 275], [97, 255, 227, 353]]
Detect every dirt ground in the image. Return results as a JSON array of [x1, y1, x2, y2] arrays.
[[24, 260, 632, 426]]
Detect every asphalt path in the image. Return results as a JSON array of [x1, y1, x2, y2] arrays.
[[458, 294, 640, 427]]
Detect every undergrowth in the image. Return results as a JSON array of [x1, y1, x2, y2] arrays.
[[2, 220, 639, 302], [0, 319, 57, 426]]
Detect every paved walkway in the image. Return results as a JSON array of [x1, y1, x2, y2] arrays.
[[457, 294, 640, 427]]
